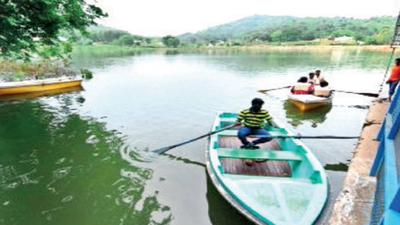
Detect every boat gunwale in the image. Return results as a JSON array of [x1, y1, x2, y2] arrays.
[[0, 78, 83, 89]]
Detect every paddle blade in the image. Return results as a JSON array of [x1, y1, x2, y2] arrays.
[[152, 147, 172, 155]]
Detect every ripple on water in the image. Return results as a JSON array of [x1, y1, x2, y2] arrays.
[[119, 142, 158, 164]]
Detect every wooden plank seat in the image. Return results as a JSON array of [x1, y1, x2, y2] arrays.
[[217, 148, 303, 161], [218, 130, 285, 137]]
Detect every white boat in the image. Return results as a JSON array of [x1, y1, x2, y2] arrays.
[[287, 94, 332, 111]]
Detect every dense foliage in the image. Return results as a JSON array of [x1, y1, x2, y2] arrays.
[[0, 0, 107, 60], [90, 29, 131, 43], [161, 35, 180, 48], [87, 28, 151, 46], [179, 15, 396, 45]]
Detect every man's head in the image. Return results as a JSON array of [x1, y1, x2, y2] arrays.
[[315, 70, 321, 77], [320, 80, 329, 87], [395, 58, 400, 65], [250, 98, 264, 112], [309, 72, 315, 79], [298, 76, 308, 83]]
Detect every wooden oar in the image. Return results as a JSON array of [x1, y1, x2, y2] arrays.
[[332, 90, 379, 97], [152, 124, 237, 154], [258, 86, 291, 93], [253, 135, 360, 139]]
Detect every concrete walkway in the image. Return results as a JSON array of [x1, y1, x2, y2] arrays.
[[328, 99, 389, 224]]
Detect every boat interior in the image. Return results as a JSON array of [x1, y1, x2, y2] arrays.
[[212, 112, 323, 184]]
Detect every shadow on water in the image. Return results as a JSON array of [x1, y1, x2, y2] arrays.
[[206, 172, 253, 225], [164, 153, 206, 167], [324, 162, 349, 172], [284, 100, 333, 128], [0, 93, 172, 225]]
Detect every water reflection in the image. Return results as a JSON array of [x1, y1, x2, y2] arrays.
[[0, 94, 171, 224], [165, 50, 179, 55], [284, 100, 333, 128]]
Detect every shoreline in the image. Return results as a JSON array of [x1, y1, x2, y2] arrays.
[[237, 44, 393, 52]]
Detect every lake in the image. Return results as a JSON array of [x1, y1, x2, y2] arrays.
[[0, 47, 396, 224]]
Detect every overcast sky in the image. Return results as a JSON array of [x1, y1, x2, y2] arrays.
[[94, 0, 400, 37]]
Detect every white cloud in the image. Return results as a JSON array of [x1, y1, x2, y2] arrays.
[[94, 0, 400, 37]]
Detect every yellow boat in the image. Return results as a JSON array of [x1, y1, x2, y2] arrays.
[[287, 94, 332, 111], [0, 86, 84, 102], [0, 77, 83, 95]]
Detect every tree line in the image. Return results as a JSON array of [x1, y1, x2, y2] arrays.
[[86, 15, 396, 48], [179, 15, 397, 46]]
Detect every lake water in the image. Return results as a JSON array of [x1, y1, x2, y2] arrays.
[[0, 47, 396, 224]]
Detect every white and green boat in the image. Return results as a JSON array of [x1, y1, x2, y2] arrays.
[[206, 112, 328, 225]]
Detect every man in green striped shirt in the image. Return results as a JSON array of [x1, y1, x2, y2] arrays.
[[235, 98, 276, 149]]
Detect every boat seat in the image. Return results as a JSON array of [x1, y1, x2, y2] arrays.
[[218, 130, 285, 137], [217, 148, 303, 161]]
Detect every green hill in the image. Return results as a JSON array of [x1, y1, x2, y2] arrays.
[[179, 15, 396, 45]]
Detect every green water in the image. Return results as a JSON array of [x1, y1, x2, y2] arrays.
[[0, 47, 396, 224]]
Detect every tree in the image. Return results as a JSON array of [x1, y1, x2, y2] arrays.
[[270, 30, 283, 42], [90, 30, 129, 43], [376, 27, 393, 44], [115, 35, 134, 46], [162, 35, 180, 48], [330, 30, 356, 38], [0, 0, 107, 60]]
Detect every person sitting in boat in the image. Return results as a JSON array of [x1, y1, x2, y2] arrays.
[[291, 76, 314, 94], [234, 98, 276, 151], [315, 69, 325, 83], [308, 72, 319, 85], [313, 80, 332, 97]]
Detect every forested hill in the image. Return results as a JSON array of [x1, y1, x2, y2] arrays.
[[179, 14, 396, 45]]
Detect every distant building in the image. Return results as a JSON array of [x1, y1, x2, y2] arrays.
[[334, 36, 353, 42], [310, 38, 330, 42]]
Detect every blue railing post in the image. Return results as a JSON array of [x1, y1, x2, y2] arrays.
[[370, 80, 400, 224], [390, 188, 400, 212], [370, 142, 384, 176]]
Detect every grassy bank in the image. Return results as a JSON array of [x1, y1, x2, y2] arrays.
[[0, 59, 71, 82]]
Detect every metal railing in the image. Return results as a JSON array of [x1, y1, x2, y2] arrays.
[[370, 86, 400, 224]]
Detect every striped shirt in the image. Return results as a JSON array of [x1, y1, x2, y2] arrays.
[[237, 108, 272, 128]]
